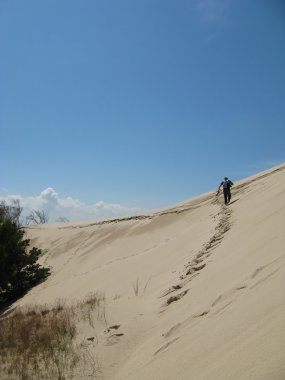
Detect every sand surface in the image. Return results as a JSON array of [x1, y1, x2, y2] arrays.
[[18, 164, 285, 379]]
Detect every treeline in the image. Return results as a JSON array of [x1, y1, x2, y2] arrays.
[[0, 201, 50, 306]]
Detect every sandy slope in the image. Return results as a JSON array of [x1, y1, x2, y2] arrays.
[[20, 164, 285, 379]]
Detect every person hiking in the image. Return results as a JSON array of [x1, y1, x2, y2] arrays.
[[217, 177, 234, 205]]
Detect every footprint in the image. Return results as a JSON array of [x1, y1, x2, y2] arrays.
[[250, 267, 282, 289], [185, 263, 206, 276], [163, 323, 182, 338], [211, 300, 235, 316], [165, 290, 188, 306], [251, 266, 266, 278], [211, 295, 223, 307], [153, 337, 180, 356], [160, 284, 183, 298], [105, 324, 121, 333], [193, 310, 209, 318], [191, 257, 204, 265], [236, 285, 247, 290], [109, 324, 121, 330]]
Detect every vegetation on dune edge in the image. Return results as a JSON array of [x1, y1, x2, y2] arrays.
[[0, 293, 105, 380], [0, 200, 50, 307]]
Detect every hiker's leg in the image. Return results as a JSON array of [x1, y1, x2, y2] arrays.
[[228, 190, 231, 203], [223, 189, 227, 204]]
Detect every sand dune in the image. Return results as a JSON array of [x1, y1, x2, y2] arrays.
[[18, 164, 285, 379]]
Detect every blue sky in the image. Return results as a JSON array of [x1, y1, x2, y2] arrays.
[[1, 0, 285, 221]]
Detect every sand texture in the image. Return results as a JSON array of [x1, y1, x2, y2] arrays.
[[17, 164, 285, 379]]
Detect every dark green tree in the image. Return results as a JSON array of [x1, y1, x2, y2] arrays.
[[0, 202, 50, 305]]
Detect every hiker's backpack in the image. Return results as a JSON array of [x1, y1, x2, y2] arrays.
[[223, 180, 233, 189]]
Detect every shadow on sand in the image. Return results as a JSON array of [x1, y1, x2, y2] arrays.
[[228, 199, 239, 205]]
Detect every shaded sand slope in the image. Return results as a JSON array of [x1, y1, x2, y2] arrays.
[[22, 164, 285, 380]]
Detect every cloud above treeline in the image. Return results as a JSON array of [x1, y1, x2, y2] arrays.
[[0, 187, 141, 223]]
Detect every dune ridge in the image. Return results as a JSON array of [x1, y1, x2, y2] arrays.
[[15, 164, 285, 379]]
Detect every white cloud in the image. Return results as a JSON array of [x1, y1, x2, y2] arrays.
[[0, 188, 141, 223]]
